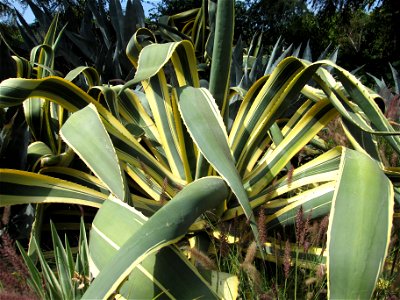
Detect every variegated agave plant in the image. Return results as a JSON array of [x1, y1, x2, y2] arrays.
[[1, 1, 399, 299]]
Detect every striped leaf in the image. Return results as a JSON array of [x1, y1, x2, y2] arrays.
[[83, 176, 229, 299], [327, 148, 394, 299], [89, 191, 236, 299], [0, 169, 106, 208], [177, 86, 260, 245]]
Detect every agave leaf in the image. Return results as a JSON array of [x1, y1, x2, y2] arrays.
[[32, 237, 63, 298], [126, 27, 156, 68], [50, 221, 74, 299], [327, 148, 394, 299], [209, 0, 234, 116], [60, 103, 125, 201], [117, 87, 166, 163], [65, 66, 101, 87], [0, 169, 106, 207], [90, 196, 231, 299], [303, 40, 312, 61], [83, 176, 229, 299], [142, 72, 187, 180], [123, 40, 199, 89], [264, 36, 282, 76], [222, 147, 342, 223], [16, 242, 46, 299], [0, 76, 185, 195], [243, 99, 337, 195], [39, 166, 109, 195], [389, 63, 399, 94], [341, 117, 381, 162], [177, 86, 260, 245]]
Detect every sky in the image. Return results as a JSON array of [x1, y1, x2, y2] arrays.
[[12, 0, 161, 24]]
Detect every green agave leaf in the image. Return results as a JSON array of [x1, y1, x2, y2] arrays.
[[0, 169, 106, 207], [243, 99, 337, 196], [89, 196, 231, 299], [0, 76, 94, 110], [123, 39, 199, 89], [117, 88, 164, 161], [177, 86, 260, 245], [83, 176, 228, 299], [50, 221, 74, 299], [327, 148, 394, 299], [126, 27, 156, 68], [209, 0, 234, 115], [222, 147, 342, 224], [60, 103, 125, 201], [16, 242, 46, 299], [143, 72, 187, 180], [65, 66, 101, 88], [12, 55, 33, 78], [39, 166, 109, 195], [31, 237, 63, 298], [27, 141, 53, 171]]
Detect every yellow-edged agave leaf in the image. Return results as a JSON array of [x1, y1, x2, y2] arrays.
[[0, 75, 185, 195], [123, 40, 199, 88], [263, 181, 335, 228], [64, 66, 100, 87], [88, 85, 120, 120], [117, 88, 166, 164], [0, 76, 94, 110], [143, 72, 187, 179], [60, 103, 125, 201], [27, 141, 53, 172], [126, 27, 156, 68], [177, 86, 260, 243], [314, 61, 400, 152], [39, 166, 109, 195], [12, 55, 33, 78], [341, 118, 381, 162], [0, 169, 106, 207], [243, 99, 337, 196], [327, 148, 394, 299], [221, 147, 342, 224], [229, 57, 306, 163], [125, 40, 200, 181], [83, 177, 229, 299], [89, 195, 235, 299]]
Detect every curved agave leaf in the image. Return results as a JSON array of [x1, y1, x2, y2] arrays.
[[89, 188, 236, 299], [126, 27, 156, 68], [327, 148, 394, 299], [64, 66, 101, 88], [123, 40, 199, 89], [222, 147, 342, 223], [83, 176, 229, 299], [125, 40, 202, 182], [243, 99, 337, 196], [39, 166, 109, 195], [0, 76, 93, 111], [0, 169, 106, 207], [0, 76, 185, 195], [27, 141, 53, 172]]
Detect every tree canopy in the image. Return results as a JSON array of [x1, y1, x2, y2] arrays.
[[1, 0, 399, 81]]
